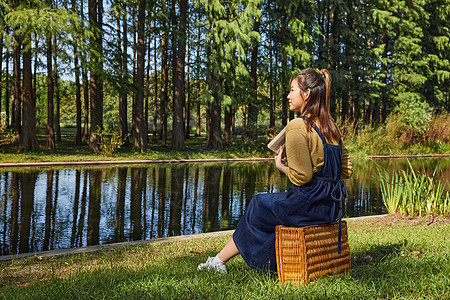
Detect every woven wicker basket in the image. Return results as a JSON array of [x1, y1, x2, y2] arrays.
[[275, 221, 351, 284]]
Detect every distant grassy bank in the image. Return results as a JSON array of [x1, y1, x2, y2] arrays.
[[0, 216, 448, 299], [0, 133, 448, 165], [0, 114, 449, 164]]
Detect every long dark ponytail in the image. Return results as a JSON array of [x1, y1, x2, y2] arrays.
[[292, 68, 340, 142]]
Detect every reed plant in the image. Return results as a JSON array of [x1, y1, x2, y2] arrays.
[[378, 159, 450, 216], [340, 113, 450, 155]]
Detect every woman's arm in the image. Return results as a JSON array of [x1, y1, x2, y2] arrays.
[[276, 119, 314, 186], [340, 145, 353, 179]]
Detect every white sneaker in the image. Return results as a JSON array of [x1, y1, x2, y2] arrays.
[[197, 257, 228, 274]]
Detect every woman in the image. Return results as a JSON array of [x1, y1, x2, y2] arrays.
[[197, 68, 353, 274]]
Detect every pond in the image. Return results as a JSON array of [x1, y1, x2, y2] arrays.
[[0, 157, 449, 256]]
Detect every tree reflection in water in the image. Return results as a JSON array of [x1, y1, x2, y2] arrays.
[[0, 158, 448, 256]]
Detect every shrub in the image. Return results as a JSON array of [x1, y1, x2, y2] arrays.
[[392, 94, 432, 138], [94, 126, 124, 157], [0, 121, 18, 146]]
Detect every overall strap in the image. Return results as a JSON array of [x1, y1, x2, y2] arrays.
[[298, 116, 327, 144], [313, 176, 348, 253]]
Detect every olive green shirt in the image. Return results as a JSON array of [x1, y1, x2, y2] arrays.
[[285, 118, 353, 186]]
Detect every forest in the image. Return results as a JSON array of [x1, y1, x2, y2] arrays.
[[0, 0, 448, 153]]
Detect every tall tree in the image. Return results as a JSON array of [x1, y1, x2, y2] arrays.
[[0, 32, 3, 119], [46, 29, 55, 149], [88, 0, 103, 152], [12, 28, 21, 137], [72, 0, 82, 146], [118, 1, 129, 145], [247, 20, 260, 137], [160, 0, 168, 146], [152, 17, 158, 142], [4, 37, 10, 128], [202, 0, 262, 150], [20, 29, 37, 151], [132, 0, 147, 152], [52, 32, 61, 142], [80, 0, 89, 141], [172, 0, 188, 150]]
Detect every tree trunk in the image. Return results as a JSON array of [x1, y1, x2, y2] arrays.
[[242, 103, 246, 132], [12, 31, 21, 137], [88, 0, 103, 151], [119, 6, 129, 145], [224, 107, 233, 146], [72, 0, 82, 147], [206, 103, 210, 144], [160, 0, 168, 146], [152, 18, 158, 142], [4, 41, 10, 128], [132, 0, 147, 152], [206, 89, 223, 150], [46, 34, 55, 149], [195, 9, 201, 137], [0, 34, 3, 124], [172, 0, 187, 150], [20, 33, 37, 151], [145, 17, 151, 138], [269, 26, 275, 128], [247, 21, 260, 136], [82, 67, 89, 140], [74, 53, 82, 145], [80, 0, 88, 141], [196, 102, 201, 136], [281, 55, 288, 127], [185, 31, 191, 140], [53, 33, 61, 142]]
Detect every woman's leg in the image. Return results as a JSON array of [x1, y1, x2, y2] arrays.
[[217, 237, 239, 262], [197, 237, 239, 273]]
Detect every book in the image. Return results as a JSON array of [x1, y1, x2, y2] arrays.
[[267, 126, 286, 153]]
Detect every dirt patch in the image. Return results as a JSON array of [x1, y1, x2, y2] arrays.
[[354, 214, 450, 227]]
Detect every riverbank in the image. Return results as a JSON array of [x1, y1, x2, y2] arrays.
[[0, 154, 448, 169], [1, 132, 449, 165], [0, 214, 448, 299]]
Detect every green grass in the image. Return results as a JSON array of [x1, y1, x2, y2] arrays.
[[1, 114, 450, 164], [0, 134, 274, 163], [0, 218, 448, 299]]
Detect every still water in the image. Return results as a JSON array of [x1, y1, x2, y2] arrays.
[[0, 158, 449, 256]]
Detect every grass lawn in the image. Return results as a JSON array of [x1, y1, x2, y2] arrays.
[[0, 215, 449, 299], [0, 133, 276, 163], [1, 128, 449, 164]]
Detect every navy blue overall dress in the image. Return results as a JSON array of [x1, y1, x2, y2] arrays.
[[233, 117, 348, 271]]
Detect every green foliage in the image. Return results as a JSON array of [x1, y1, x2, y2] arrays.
[[378, 159, 450, 216], [0, 119, 17, 146], [4, 3, 82, 50], [392, 93, 433, 136], [94, 126, 124, 157]]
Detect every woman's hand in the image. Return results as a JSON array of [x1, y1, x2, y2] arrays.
[[275, 146, 288, 174]]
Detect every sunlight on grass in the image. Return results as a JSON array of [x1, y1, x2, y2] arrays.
[[1, 219, 448, 299]]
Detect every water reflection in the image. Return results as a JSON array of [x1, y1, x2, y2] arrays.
[[0, 158, 448, 256]]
